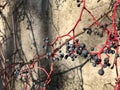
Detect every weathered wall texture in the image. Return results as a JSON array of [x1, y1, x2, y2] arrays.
[[0, 0, 119, 90], [0, 0, 50, 90]]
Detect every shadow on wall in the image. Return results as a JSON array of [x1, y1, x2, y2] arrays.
[[29, 0, 49, 15]]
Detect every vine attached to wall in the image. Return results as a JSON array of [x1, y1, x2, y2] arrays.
[[1, 0, 120, 90]]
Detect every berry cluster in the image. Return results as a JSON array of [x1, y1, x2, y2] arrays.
[[83, 26, 105, 38], [41, 34, 120, 76], [42, 37, 49, 50], [64, 40, 88, 60], [14, 64, 21, 78]]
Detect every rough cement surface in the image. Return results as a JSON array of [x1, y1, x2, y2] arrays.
[[0, 0, 119, 90]]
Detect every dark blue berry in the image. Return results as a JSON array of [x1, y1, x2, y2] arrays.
[[83, 28, 87, 31], [98, 69, 104, 75], [76, 49, 82, 55], [107, 63, 111, 67], [77, 4, 80, 7], [64, 55, 69, 59], [79, 43, 86, 49], [92, 63, 96, 67], [77, 0, 80, 3], [91, 47, 94, 51], [104, 58, 109, 62], [103, 64, 108, 68], [81, 49, 89, 58], [87, 28, 92, 35], [59, 53, 64, 59], [111, 50, 115, 54]]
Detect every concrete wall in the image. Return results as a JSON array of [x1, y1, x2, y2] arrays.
[[0, 0, 119, 90]]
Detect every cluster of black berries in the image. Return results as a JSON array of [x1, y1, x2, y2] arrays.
[[13, 64, 22, 79], [46, 52, 52, 59], [104, 49, 115, 54], [103, 58, 110, 68], [90, 46, 116, 75], [50, 39, 89, 62], [87, 28, 93, 35], [99, 24, 108, 29], [95, 32, 103, 38], [64, 39, 89, 61], [42, 37, 49, 50], [97, 55, 114, 75], [90, 55, 101, 67], [91, 42, 120, 75], [14, 68, 21, 77], [110, 42, 117, 49], [13, 64, 30, 81], [41, 34, 120, 76], [64, 40, 111, 76], [89, 54, 110, 75], [76, 0, 81, 7], [52, 50, 65, 61], [91, 55, 110, 66], [83, 27, 104, 38]]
